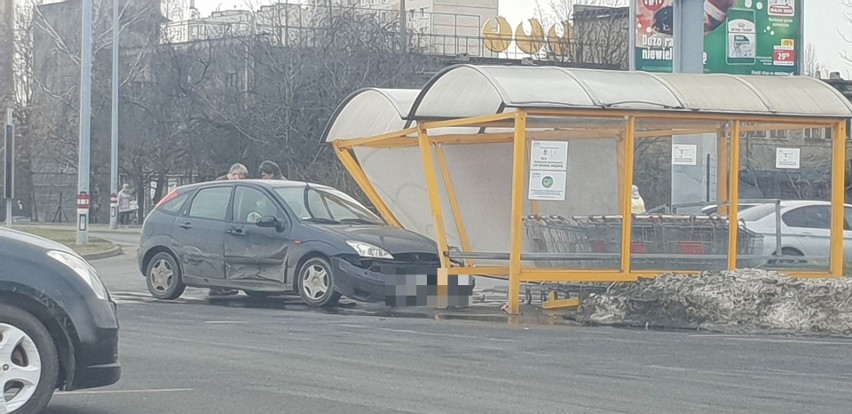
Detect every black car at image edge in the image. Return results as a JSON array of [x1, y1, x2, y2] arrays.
[[0, 227, 121, 414], [137, 179, 473, 306]]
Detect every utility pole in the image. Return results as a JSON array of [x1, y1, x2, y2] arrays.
[[399, 0, 406, 52], [77, 0, 93, 245], [4, 108, 12, 227], [109, 0, 120, 229], [672, 0, 704, 74]]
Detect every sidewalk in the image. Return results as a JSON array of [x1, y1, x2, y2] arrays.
[[19, 222, 143, 235]]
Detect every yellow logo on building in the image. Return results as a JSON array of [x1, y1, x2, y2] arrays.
[[482, 16, 575, 55]]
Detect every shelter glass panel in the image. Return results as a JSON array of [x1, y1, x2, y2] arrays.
[[630, 118, 730, 272], [521, 117, 625, 271], [735, 122, 836, 273]]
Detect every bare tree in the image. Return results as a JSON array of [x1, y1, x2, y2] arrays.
[[842, 0, 852, 67], [534, 0, 628, 68], [804, 43, 824, 78], [148, 5, 440, 201]]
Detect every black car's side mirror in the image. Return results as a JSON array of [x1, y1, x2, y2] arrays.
[[257, 216, 285, 232]]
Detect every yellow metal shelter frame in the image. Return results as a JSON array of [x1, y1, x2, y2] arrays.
[[332, 107, 848, 315]]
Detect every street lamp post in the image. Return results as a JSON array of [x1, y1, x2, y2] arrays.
[[399, 0, 406, 52], [109, 0, 120, 230], [77, 0, 93, 245]]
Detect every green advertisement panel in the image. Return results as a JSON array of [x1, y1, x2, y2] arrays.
[[631, 0, 803, 75]]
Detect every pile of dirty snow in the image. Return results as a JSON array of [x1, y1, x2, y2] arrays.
[[575, 269, 852, 336]]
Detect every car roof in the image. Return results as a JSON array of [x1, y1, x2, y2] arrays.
[[173, 179, 333, 192], [777, 199, 832, 208]]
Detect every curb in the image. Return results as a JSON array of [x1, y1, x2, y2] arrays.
[[82, 245, 123, 261]]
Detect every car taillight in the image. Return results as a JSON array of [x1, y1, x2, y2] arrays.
[[155, 190, 178, 209]]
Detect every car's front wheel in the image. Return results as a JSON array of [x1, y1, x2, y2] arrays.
[[297, 257, 341, 307], [0, 303, 60, 414], [146, 252, 186, 300]]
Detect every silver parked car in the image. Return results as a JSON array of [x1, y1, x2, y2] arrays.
[[738, 200, 852, 265]]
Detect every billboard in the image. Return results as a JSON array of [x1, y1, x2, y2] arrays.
[[631, 0, 803, 75]]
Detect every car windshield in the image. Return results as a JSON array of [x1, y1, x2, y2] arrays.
[[275, 185, 385, 225]]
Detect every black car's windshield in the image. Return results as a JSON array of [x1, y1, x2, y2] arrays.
[[275, 186, 385, 225]]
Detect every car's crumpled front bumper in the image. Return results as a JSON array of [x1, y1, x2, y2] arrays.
[[330, 257, 474, 305]]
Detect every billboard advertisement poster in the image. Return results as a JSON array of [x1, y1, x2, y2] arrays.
[[633, 0, 675, 72], [631, 0, 803, 75]]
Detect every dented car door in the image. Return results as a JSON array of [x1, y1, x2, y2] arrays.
[[224, 185, 289, 284], [173, 185, 232, 280]]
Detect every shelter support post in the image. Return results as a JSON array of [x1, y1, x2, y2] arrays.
[[417, 126, 451, 269], [435, 144, 474, 265], [508, 111, 527, 315], [717, 127, 729, 216], [727, 121, 742, 270], [620, 117, 636, 273], [617, 133, 624, 210], [333, 142, 402, 227], [830, 120, 847, 277]]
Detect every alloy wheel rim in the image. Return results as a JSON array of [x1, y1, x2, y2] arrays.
[[150, 259, 175, 292], [0, 323, 42, 413], [302, 265, 329, 300]]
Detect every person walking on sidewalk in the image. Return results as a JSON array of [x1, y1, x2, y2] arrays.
[[117, 184, 134, 226]]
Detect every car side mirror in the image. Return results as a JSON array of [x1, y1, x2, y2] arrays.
[[257, 215, 285, 232]]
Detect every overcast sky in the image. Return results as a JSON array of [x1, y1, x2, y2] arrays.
[[190, 0, 848, 75]]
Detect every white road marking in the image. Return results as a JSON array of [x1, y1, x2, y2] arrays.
[[58, 388, 194, 396], [204, 320, 246, 324]]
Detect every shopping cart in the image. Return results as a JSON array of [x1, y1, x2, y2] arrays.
[[524, 214, 764, 271]]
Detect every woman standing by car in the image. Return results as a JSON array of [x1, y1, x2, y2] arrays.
[[258, 160, 285, 180]]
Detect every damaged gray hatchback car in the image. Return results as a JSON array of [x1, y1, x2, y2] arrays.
[[137, 180, 454, 307]]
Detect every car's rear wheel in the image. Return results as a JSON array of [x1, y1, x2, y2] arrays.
[[768, 247, 806, 265], [297, 257, 341, 307], [0, 303, 60, 414], [146, 252, 186, 300]]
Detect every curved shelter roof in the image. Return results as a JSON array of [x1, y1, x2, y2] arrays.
[[322, 88, 418, 142], [407, 65, 852, 120]]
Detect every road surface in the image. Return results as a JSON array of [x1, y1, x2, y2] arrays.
[[41, 234, 852, 414]]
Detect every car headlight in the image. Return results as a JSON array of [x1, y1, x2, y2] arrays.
[[346, 241, 393, 260], [47, 250, 109, 301]]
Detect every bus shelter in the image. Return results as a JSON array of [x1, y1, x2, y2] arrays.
[[322, 65, 852, 314]]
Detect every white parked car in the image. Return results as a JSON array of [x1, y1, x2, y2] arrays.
[[700, 202, 762, 216], [738, 200, 852, 265]]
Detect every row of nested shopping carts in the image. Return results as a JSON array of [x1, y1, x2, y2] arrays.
[[523, 214, 765, 270]]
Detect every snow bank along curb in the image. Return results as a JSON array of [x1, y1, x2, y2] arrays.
[[575, 269, 852, 336]]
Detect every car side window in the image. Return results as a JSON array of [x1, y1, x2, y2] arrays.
[[845, 207, 852, 230], [782, 206, 831, 230], [306, 189, 333, 220], [160, 192, 190, 215], [233, 187, 280, 224], [187, 187, 232, 221]]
